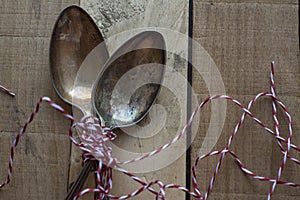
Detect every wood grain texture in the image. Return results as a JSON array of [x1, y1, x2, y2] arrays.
[[79, 0, 189, 199], [192, 0, 299, 199], [0, 0, 299, 199], [0, 1, 78, 199]]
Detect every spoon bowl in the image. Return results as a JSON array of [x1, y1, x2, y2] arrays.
[[49, 5, 109, 113], [92, 31, 166, 128]]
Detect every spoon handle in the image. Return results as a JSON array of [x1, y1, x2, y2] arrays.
[[65, 160, 96, 200]]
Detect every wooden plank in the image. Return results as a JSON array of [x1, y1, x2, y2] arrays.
[[76, 0, 189, 199], [0, 1, 78, 199], [192, 1, 299, 199]]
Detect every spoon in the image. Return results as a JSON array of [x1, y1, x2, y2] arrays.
[[68, 31, 166, 198], [49, 4, 109, 198], [92, 31, 166, 129], [49, 5, 109, 108]]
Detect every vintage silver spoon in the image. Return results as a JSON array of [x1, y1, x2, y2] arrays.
[[49, 5, 109, 198], [49, 5, 109, 108], [68, 31, 166, 199]]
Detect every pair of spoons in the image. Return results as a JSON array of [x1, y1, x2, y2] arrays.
[[49, 5, 166, 199]]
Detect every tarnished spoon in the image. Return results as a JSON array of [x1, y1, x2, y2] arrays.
[[67, 31, 166, 198], [49, 5, 109, 108], [49, 4, 109, 198], [92, 31, 166, 128]]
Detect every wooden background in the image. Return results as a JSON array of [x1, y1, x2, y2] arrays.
[[0, 0, 299, 199]]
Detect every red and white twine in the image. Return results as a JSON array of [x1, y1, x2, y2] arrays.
[[0, 84, 15, 97], [0, 62, 299, 199]]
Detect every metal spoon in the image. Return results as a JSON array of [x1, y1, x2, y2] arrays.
[[92, 31, 166, 129], [49, 4, 109, 198], [68, 31, 166, 199], [49, 5, 109, 108]]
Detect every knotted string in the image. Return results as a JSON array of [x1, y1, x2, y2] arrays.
[[71, 116, 118, 168], [0, 62, 299, 199]]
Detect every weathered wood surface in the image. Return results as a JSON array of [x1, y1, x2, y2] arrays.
[[0, 0, 189, 199], [0, 0, 299, 199], [0, 0, 78, 199], [191, 0, 300, 199], [79, 1, 189, 199]]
